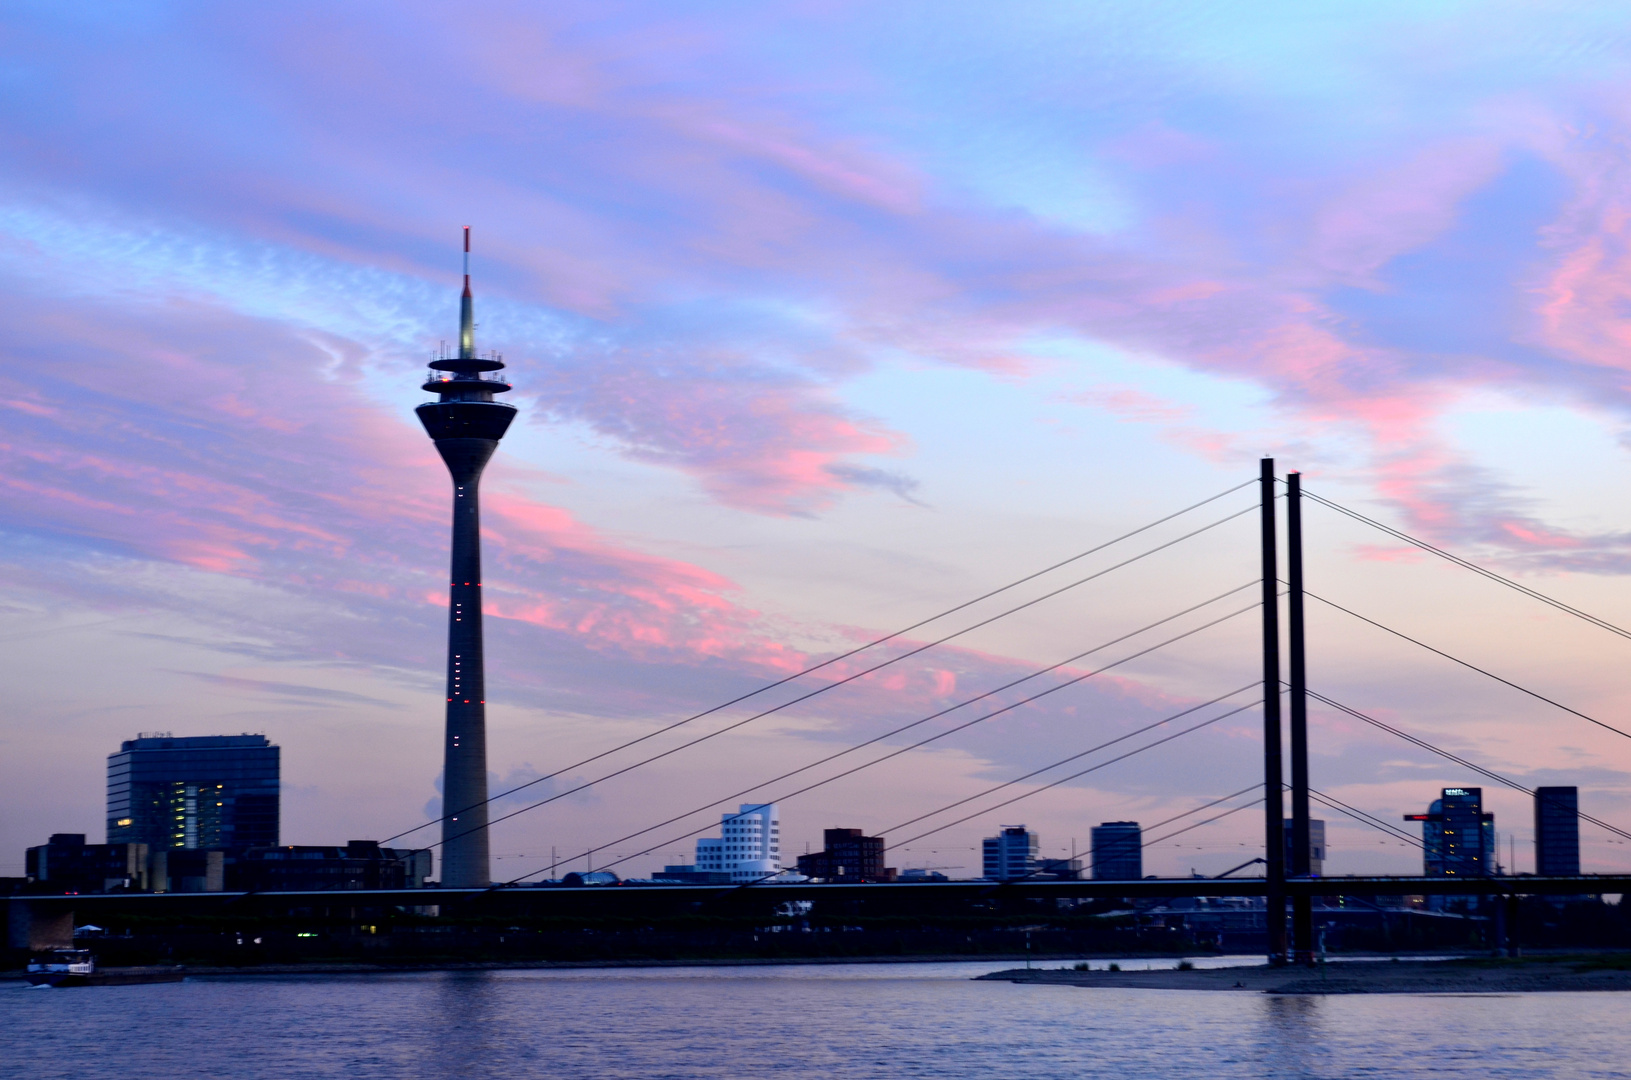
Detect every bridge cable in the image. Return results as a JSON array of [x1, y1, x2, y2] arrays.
[[1305, 688, 1631, 845], [1298, 587, 1631, 742], [494, 601, 1261, 884], [1299, 486, 1631, 643], [498, 641, 1263, 887], [878, 698, 1263, 856], [1001, 783, 1420, 885], [988, 783, 1265, 884], [878, 683, 1262, 839], [381, 486, 1258, 848], [1305, 785, 1425, 850], [418, 558, 1260, 860], [1139, 796, 1265, 850], [691, 707, 1265, 892], [1134, 784, 1265, 847]]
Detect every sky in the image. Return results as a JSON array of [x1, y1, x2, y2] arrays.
[[6, 0, 1631, 880]]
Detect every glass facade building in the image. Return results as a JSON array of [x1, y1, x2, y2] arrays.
[[1089, 821, 1142, 881], [107, 734, 280, 850], [1406, 787, 1493, 876], [1534, 786, 1580, 876], [983, 825, 1039, 880]]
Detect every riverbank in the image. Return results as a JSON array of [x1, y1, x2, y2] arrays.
[[978, 955, 1631, 993]]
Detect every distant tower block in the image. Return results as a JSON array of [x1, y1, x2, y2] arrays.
[[416, 228, 516, 888], [1534, 786, 1580, 877]]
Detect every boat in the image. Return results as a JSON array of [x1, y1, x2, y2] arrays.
[[23, 949, 184, 987]]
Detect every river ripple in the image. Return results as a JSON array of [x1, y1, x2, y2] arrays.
[[5, 959, 1628, 1079]]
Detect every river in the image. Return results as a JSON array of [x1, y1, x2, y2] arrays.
[[6, 958, 1628, 1078]]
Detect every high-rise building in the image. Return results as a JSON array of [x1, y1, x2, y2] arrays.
[[1534, 786, 1580, 877], [1283, 818, 1327, 876], [107, 734, 279, 851], [695, 804, 783, 882], [982, 825, 1038, 880], [796, 828, 894, 881], [416, 229, 517, 889], [1405, 787, 1493, 877], [1090, 821, 1142, 880]]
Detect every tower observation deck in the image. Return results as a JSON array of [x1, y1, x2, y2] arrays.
[[416, 227, 516, 888]]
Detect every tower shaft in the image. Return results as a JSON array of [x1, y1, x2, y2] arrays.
[[439, 438, 497, 887]]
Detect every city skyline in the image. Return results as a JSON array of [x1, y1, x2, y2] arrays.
[[6, 3, 1631, 881]]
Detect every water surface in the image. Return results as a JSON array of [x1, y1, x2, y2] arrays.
[[6, 959, 1626, 1079]]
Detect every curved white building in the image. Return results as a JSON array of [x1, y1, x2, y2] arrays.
[[695, 803, 784, 883]]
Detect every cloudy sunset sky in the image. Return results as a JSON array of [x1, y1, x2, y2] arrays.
[[6, 1, 1631, 879]]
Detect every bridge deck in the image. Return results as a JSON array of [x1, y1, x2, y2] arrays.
[[9, 874, 1628, 912]]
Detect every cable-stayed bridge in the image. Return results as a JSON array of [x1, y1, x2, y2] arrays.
[[12, 460, 1631, 962]]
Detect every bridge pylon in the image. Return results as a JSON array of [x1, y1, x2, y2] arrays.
[[1260, 458, 1287, 965]]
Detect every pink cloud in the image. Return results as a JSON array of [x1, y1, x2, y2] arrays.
[[1303, 138, 1507, 286], [531, 354, 907, 514], [0, 288, 828, 688]]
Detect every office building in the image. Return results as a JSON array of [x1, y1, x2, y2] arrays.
[[1090, 821, 1142, 880], [107, 734, 279, 851], [415, 229, 518, 889], [983, 825, 1038, 880], [25, 834, 149, 893], [231, 841, 432, 891], [1283, 818, 1327, 876], [694, 804, 784, 882], [1534, 786, 1580, 877], [1405, 787, 1493, 876], [796, 828, 895, 882]]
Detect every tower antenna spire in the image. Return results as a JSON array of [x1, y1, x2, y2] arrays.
[[459, 226, 474, 359]]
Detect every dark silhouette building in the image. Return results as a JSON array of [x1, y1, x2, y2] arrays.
[[25, 834, 150, 893], [231, 841, 432, 892], [416, 229, 517, 888], [1090, 821, 1142, 880], [106, 734, 279, 851], [1406, 787, 1493, 876], [1534, 786, 1580, 876], [653, 865, 730, 884], [796, 828, 894, 881], [152, 848, 224, 892]]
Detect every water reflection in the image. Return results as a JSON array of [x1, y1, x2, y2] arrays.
[[1258, 995, 1326, 1078], [424, 972, 512, 1075], [5, 964, 1627, 1079]]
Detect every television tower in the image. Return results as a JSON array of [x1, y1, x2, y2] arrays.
[[416, 227, 516, 888]]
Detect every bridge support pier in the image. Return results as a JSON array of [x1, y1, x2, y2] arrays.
[[7, 900, 74, 951]]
